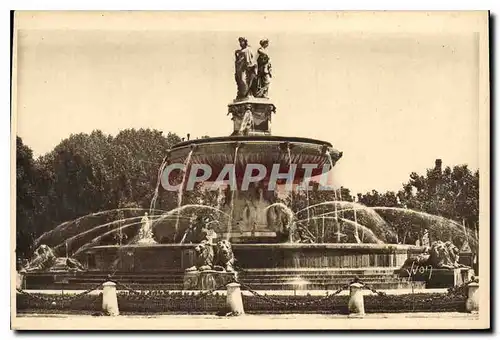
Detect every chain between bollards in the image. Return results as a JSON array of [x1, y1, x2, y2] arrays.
[[16, 283, 103, 302]]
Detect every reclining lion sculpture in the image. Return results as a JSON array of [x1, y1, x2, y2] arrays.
[[22, 244, 85, 273], [402, 240, 466, 270]]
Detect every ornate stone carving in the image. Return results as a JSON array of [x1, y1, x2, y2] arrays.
[[193, 240, 215, 271], [136, 212, 156, 244], [184, 221, 237, 273], [401, 240, 468, 270], [228, 100, 276, 136], [214, 240, 236, 272], [183, 270, 237, 290], [23, 244, 85, 273]]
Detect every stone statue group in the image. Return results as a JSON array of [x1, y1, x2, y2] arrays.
[[234, 37, 272, 100]]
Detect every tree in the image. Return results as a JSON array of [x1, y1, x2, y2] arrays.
[[19, 129, 183, 255], [357, 160, 479, 246], [16, 137, 42, 258]]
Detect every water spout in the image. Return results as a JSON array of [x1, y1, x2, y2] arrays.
[[239, 109, 254, 135], [34, 208, 168, 248], [226, 145, 240, 240], [286, 143, 293, 206], [174, 150, 194, 239], [150, 155, 170, 214]]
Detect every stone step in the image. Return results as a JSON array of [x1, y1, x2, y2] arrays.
[[237, 282, 421, 290], [241, 267, 399, 273], [22, 266, 414, 291], [241, 279, 401, 284], [24, 280, 421, 291], [239, 272, 402, 278]]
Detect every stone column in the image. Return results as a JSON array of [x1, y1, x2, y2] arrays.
[[102, 281, 119, 316], [348, 282, 365, 317], [226, 282, 245, 316], [465, 281, 479, 313]]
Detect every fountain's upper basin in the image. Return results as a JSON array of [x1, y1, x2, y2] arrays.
[[167, 136, 343, 183]]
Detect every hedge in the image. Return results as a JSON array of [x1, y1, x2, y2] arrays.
[[16, 290, 467, 315]]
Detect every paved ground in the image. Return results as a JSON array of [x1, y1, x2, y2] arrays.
[[13, 312, 483, 330]]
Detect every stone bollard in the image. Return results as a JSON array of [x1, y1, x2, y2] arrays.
[[102, 281, 119, 316], [226, 282, 245, 316], [348, 282, 365, 317], [465, 281, 479, 313]]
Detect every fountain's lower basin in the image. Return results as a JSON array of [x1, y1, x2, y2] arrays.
[[84, 243, 424, 272], [23, 244, 477, 291], [21, 243, 430, 291]]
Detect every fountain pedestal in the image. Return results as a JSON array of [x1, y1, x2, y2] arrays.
[[183, 270, 238, 290], [426, 268, 475, 288], [459, 251, 475, 268], [228, 98, 276, 136], [400, 267, 475, 288]]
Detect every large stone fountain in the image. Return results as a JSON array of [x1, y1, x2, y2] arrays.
[[21, 37, 474, 291]]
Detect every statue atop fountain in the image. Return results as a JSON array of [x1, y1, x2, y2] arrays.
[[234, 37, 257, 100], [255, 38, 272, 98], [234, 37, 272, 100], [230, 37, 276, 136]]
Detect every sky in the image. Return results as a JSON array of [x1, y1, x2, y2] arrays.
[[14, 12, 481, 194]]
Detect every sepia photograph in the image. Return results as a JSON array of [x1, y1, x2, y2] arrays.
[[10, 10, 490, 330]]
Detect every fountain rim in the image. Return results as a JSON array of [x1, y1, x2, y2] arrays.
[[171, 135, 335, 150]]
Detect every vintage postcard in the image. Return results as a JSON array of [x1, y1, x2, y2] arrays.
[[11, 11, 490, 330]]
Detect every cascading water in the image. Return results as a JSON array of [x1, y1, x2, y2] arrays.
[[305, 180, 311, 229], [334, 188, 340, 243], [52, 214, 164, 252], [226, 145, 239, 240], [174, 150, 194, 239], [287, 144, 293, 207], [297, 200, 395, 242], [353, 204, 361, 244], [149, 157, 170, 214], [239, 110, 254, 135], [34, 207, 166, 247], [326, 150, 341, 243], [371, 206, 478, 246]]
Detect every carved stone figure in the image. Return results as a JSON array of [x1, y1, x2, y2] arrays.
[[186, 238, 237, 273], [421, 229, 430, 247], [254, 39, 272, 98], [24, 244, 57, 271], [292, 224, 316, 244], [192, 240, 215, 272], [401, 240, 468, 270], [234, 37, 257, 99], [23, 244, 85, 272], [137, 212, 155, 244], [445, 241, 460, 267], [214, 240, 236, 272]]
